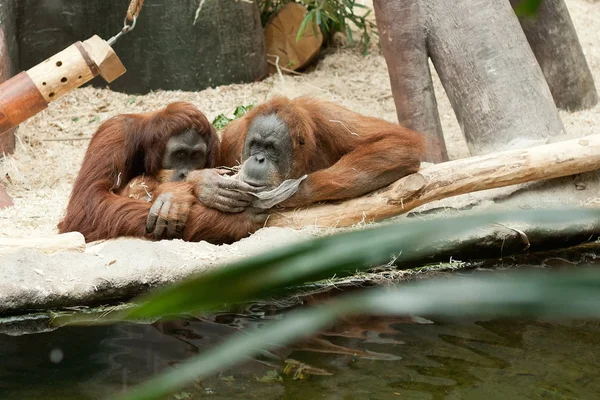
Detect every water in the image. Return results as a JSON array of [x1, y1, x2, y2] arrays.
[[1, 296, 600, 400]]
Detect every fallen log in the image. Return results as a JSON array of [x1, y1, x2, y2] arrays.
[[268, 134, 600, 229]]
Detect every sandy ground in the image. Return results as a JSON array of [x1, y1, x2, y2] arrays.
[[0, 0, 598, 239]]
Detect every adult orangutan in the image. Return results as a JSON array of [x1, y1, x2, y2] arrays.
[[58, 102, 266, 243], [215, 96, 425, 207], [124, 96, 424, 243]]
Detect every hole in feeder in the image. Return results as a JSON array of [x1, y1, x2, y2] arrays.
[[61, 77, 68, 83], [42, 82, 47, 86], [56, 61, 62, 67], [78, 75, 82, 79], [49, 92, 55, 98]]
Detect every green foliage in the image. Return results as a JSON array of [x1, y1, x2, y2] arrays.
[[82, 207, 600, 399], [116, 266, 600, 400], [107, 208, 598, 320], [258, 0, 377, 55], [211, 104, 254, 130], [513, 0, 543, 17]]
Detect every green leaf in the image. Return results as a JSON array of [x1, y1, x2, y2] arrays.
[[346, 25, 354, 45], [233, 104, 254, 118], [296, 11, 314, 42], [211, 114, 232, 130], [115, 266, 600, 400], [117, 208, 599, 320], [513, 0, 543, 17], [312, 17, 320, 38], [211, 104, 254, 130]]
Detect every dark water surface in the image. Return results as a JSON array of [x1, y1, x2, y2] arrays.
[[1, 295, 600, 400]]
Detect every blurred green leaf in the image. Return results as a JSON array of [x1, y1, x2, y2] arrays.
[[233, 104, 254, 118], [211, 114, 232, 130], [346, 25, 354, 45], [115, 266, 600, 400], [514, 0, 543, 17], [117, 208, 599, 320], [297, 10, 314, 42]]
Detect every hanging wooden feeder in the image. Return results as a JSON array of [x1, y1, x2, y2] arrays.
[[0, 0, 143, 209], [0, 35, 126, 135]]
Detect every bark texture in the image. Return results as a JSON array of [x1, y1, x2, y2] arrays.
[[510, 0, 598, 111], [373, 0, 447, 163], [268, 134, 600, 229], [425, 0, 565, 156], [0, 0, 18, 156]]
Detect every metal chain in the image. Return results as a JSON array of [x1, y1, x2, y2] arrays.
[[106, 0, 144, 46]]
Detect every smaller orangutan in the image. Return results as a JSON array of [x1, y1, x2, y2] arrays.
[[58, 102, 266, 243], [125, 96, 425, 243]]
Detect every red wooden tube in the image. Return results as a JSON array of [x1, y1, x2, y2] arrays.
[[0, 72, 48, 134], [0, 35, 125, 137]]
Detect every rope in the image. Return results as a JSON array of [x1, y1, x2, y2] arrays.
[[126, 0, 144, 21]]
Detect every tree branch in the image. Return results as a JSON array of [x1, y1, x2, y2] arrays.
[[268, 134, 600, 229]]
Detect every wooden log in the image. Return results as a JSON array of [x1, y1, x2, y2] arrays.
[[0, 35, 125, 136], [264, 2, 323, 73], [0, 232, 86, 255], [267, 134, 600, 229]]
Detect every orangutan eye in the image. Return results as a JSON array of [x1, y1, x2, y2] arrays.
[[175, 150, 186, 159]]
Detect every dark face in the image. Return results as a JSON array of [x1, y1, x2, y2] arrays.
[[239, 114, 293, 189], [162, 129, 208, 181]]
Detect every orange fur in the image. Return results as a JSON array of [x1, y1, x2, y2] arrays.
[[58, 102, 220, 242], [218, 96, 425, 207]]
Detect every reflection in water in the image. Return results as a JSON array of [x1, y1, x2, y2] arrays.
[[1, 298, 600, 399]]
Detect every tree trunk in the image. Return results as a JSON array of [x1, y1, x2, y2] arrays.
[[0, 0, 18, 156], [17, 0, 268, 95], [268, 134, 600, 229], [425, 0, 565, 156], [373, 0, 447, 163], [510, 0, 598, 111]]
